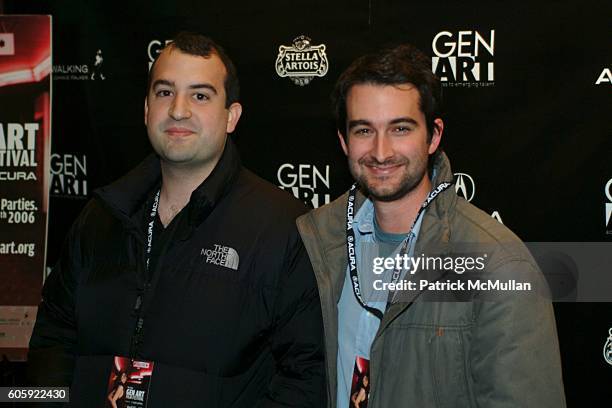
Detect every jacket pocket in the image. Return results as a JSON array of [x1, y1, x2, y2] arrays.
[[146, 361, 221, 408], [428, 324, 474, 408], [375, 323, 475, 408]]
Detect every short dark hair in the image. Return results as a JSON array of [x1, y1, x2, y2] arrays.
[[332, 44, 442, 140], [147, 32, 240, 108]]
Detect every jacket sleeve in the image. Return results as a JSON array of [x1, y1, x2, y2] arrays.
[[470, 259, 566, 407], [257, 228, 326, 408], [27, 209, 87, 387]]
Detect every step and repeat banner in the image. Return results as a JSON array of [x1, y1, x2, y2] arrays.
[[0, 14, 51, 362], [2, 0, 611, 405]]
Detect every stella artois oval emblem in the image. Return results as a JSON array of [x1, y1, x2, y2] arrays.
[[604, 328, 612, 366], [276, 35, 328, 86]]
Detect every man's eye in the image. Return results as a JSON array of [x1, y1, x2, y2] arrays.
[[155, 90, 172, 97], [194, 93, 209, 101], [393, 126, 412, 134], [354, 128, 371, 135]]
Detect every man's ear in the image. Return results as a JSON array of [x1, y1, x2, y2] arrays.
[[226, 102, 243, 134], [337, 131, 348, 156], [428, 118, 443, 154]]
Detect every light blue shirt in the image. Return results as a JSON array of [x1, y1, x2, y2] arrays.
[[336, 198, 424, 408]]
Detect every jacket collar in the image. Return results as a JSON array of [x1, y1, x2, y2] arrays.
[[94, 137, 242, 228], [414, 150, 456, 252], [185, 138, 242, 227]]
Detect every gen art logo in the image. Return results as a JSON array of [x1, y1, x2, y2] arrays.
[[276, 36, 328, 86], [432, 30, 495, 88], [50, 153, 88, 198], [277, 163, 331, 208]]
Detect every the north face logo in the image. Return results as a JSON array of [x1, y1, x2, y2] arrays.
[[201, 244, 239, 270]]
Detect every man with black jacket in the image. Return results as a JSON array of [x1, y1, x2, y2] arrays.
[[28, 32, 325, 407]]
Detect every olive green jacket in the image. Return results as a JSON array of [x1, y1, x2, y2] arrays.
[[296, 152, 566, 408]]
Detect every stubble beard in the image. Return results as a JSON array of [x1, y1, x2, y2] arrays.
[[350, 155, 428, 202], [149, 122, 202, 167]]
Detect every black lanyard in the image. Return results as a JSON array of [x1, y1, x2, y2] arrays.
[[145, 189, 161, 273], [346, 182, 452, 320], [129, 189, 160, 358]]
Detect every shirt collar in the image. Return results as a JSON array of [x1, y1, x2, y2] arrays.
[[353, 197, 426, 240], [353, 169, 437, 237]]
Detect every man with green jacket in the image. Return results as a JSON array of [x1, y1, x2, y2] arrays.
[[296, 44, 566, 407]]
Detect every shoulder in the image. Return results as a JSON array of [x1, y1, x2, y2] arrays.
[[452, 200, 519, 242], [298, 191, 347, 228], [296, 191, 349, 249], [231, 168, 309, 222], [450, 198, 536, 268], [70, 198, 115, 235], [62, 197, 129, 257]]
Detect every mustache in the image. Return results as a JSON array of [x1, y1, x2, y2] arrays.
[[160, 119, 198, 132], [358, 156, 409, 167]]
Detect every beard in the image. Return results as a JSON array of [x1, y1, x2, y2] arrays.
[[350, 154, 428, 202]]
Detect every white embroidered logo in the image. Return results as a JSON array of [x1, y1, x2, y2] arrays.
[[201, 244, 239, 270]]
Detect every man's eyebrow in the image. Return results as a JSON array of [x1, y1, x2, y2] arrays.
[[152, 79, 174, 89], [188, 83, 218, 94], [389, 117, 418, 126], [347, 119, 372, 129], [347, 117, 419, 129], [151, 80, 218, 95]]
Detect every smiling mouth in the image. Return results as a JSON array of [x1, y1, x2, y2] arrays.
[[165, 127, 195, 137], [365, 163, 403, 176]]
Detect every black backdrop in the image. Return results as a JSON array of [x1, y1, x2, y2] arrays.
[[2, 1, 611, 405]]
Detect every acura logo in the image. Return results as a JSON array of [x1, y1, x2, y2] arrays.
[[605, 178, 612, 232], [454, 173, 475, 202]]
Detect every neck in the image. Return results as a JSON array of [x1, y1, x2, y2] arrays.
[[373, 175, 432, 234], [157, 161, 215, 227]]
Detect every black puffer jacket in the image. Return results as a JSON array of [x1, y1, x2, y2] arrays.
[[28, 139, 326, 407]]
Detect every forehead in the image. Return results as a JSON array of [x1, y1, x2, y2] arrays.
[[150, 48, 227, 89], [346, 83, 423, 121]]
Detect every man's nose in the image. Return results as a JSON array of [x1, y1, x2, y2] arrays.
[[168, 95, 192, 120], [372, 134, 393, 162]]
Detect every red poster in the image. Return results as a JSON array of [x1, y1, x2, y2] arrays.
[[106, 357, 155, 408], [0, 15, 52, 361], [350, 356, 370, 408]]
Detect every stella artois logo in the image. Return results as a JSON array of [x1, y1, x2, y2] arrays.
[[276, 35, 328, 86], [604, 328, 612, 366]]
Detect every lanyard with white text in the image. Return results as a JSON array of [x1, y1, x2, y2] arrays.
[[145, 189, 161, 274], [129, 189, 160, 358], [346, 182, 452, 320]]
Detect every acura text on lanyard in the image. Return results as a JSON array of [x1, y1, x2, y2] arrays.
[[346, 181, 452, 320], [145, 189, 161, 273]]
